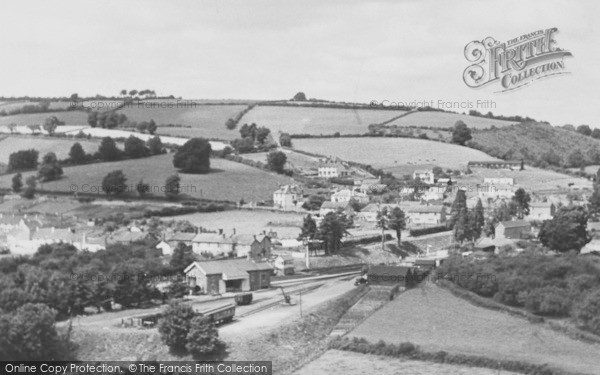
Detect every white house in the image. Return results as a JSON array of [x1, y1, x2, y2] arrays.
[[330, 189, 370, 204], [273, 185, 302, 210], [412, 170, 435, 184], [318, 161, 350, 178], [192, 232, 236, 258], [528, 202, 554, 221], [407, 205, 446, 225], [156, 240, 173, 256]]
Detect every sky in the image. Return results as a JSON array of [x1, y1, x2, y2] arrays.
[[0, 0, 598, 126]]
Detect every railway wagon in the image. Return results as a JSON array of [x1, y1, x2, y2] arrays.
[[196, 302, 236, 324]]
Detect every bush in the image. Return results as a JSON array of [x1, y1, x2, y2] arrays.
[[158, 302, 196, 354], [185, 316, 223, 358], [574, 290, 600, 335], [409, 225, 448, 237], [173, 138, 211, 173]]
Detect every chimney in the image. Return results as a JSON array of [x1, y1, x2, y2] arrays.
[[218, 228, 223, 235], [233, 228, 236, 235]]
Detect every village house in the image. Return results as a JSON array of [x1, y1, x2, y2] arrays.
[[528, 201, 554, 221], [412, 169, 435, 184], [494, 220, 532, 239], [318, 160, 351, 178], [330, 189, 370, 204], [354, 177, 386, 194], [358, 203, 400, 222], [320, 201, 355, 217], [273, 185, 303, 210], [407, 205, 446, 225], [273, 254, 295, 275], [421, 187, 445, 202], [192, 231, 236, 258], [184, 259, 272, 295], [167, 231, 197, 249], [229, 233, 272, 260], [156, 240, 172, 256]]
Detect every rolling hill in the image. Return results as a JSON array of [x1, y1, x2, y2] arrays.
[[385, 111, 517, 129]]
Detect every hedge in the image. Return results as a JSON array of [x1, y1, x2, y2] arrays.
[[409, 225, 449, 237]]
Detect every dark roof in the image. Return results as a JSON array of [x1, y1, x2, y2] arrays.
[[368, 265, 412, 277], [414, 259, 436, 266]]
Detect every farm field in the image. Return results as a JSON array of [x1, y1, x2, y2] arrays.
[[0, 135, 99, 163], [294, 350, 520, 375], [456, 166, 592, 194], [169, 209, 305, 239], [239, 149, 322, 173], [348, 282, 600, 375], [117, 104, 246, 140], [293, 137, 499, 172], [387, 111, 516, 129], [240, 105, 404, 135], [0, 111, 88, 126], [0, 154, 294, 202]]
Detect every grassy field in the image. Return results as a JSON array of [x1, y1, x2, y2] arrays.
[[348, 282, 600, 375], [0, 135, 99, 163], [117, 104, 246, 140], [455, 165, 592, 194], [239, 149, 322, 173], [0, 154, 294, 202], [293, 137, 499, 172], [168, 209, 305, 238], [295, 350, 520, 375], [0, 111, 88, 126], [387, 111, 516, 129], [240, 105, 403, 136]]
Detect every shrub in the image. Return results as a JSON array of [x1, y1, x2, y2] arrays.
[[158, 302, 196, 354], [185, 316, 223, 358], [574, 290, 600, 335]]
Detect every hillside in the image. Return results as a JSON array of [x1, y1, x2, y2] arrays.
[[386, 111, 516, 129], [292, 137, 499, 174], [348, 282, 600, 375], [469, 122, 600, 167], [0, 111, 88, 126], [0, 135, 99, 163], [0, 153, 293, 202]]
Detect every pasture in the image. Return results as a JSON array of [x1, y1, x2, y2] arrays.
[[168, 209, 305, 238], [0, 111, 88, 126], [240, 105, 403, 135], [386, 111, 516, 129], [0, 135, 99, 163], [117, 104, 246, 140], [292, 137, 499, 172], [0, 154, 293, 202], [295, 350, 520, 375], [348, 282, 600, 375]]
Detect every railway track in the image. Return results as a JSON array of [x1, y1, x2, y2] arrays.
[[236, 283, 323, 318]]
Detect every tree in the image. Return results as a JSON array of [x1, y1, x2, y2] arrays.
[[22, 176, 37, 199], [87, 112, 98, 127], [539, 206, 590, 253], [511, 188, 531, 219], [158, 302, 196, 354], [43, 116, 62, 135], [239, 123, 257, 140], [577, 124, 592, 137], [124, 136, 149, 159], [453, 207, 470, 244], [185, 316, 223, 358], [147, 136, 164, 155], [98, 137, 122, 161], [293, 92, 307, 101], [8, 149, 38, 171], [279, 133, 292, 147], [317, 212, 348, 255], [451, 120, 472, 145], [266, 151, 287, 174], [255, 127, 271, 144], [541, 149, 562, 166], [376, 207, 390, 250], [120, 89, 127, 97], [173, 138, 211, 173], [170, 243, 195, 273], [297, 215, 317, 240], [129, 89, 138, 97], [38, 152, 63, 182], [568, 150, 586, 168], [11, 173, 22, 193], [591, 128, 600, 139], [136, 179, 150, 197], [110, 262, 155, 308], [69, 142, 87, 164], [165, 174, 181, 200], [302, 195, 326, 211], [574, 290, 600, 335], [102, 170, 128, 195], [0, 303, 60, 360], [147, 120, 157, 135], [225, 118, 236, 130], [448, 189, 467, 228], [231, 137, 254, 153], [388, 207, 407, 246]]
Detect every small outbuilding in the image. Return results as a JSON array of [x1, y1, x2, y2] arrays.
[[184, 259, 272, 295]]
